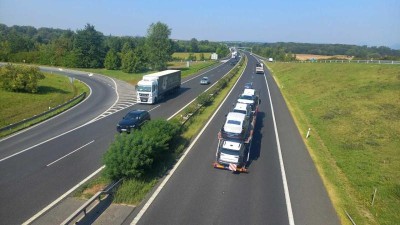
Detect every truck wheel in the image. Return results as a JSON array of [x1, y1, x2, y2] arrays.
[[154, 97, 157, 103]]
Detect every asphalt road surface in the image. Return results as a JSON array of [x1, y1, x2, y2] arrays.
[[126, 53, 340, 225], [0, 60, 236, 225]]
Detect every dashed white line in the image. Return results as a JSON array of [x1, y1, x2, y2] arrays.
[[46, 140, 94, 167]]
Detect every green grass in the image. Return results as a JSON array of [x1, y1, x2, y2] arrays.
[[0, 72, 88, 129], [267, 62, 400, 225], [172, 52, 213, 60]]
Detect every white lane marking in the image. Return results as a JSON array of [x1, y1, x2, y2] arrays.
[[22, 166, 105, 225], [262, 65, 295, 225], [148, 105, 161, 112], [46, 140, 94, 167], [131, 58, 247, 225]]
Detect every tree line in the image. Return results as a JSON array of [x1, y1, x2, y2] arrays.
[[230, 42, 400, 61], [0, 23, 229, 72]]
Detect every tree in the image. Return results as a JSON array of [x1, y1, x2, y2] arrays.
[[190, 38, 199, 52], [104, 49, 121, 70], [0, 64, 45, 93], [73, 24, 105, 68], [146, 22, 173, 71], [121, 50, 135, 73]]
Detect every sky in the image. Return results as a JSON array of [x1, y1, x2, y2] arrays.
[[1, 0, 399, 49]]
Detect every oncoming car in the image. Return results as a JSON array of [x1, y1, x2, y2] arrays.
[[200, 77, 211, 85], [116, 110, 150, 133]]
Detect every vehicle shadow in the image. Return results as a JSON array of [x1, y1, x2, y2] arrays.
[[246, 111, 265, 167]]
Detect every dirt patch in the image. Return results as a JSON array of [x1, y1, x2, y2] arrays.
[[83, 183, 107, 196], [296, 54, 353, 61]]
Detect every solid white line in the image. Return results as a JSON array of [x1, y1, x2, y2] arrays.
[[22, 166, 105, 225], [46, 140, 94, 167], [131, 58, 247, 225], [263, 66, 295, 225]]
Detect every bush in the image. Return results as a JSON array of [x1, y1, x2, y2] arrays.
[[0, 64, 45, 93], [196, 92, 212, 106], [103, 119, 180, 180]]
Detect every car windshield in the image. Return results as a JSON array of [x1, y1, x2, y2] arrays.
[[201, 78, 208, 81], [233, 109, 246, 114], [221, 148, 240, 156], [239, 95, 253, 100], [137, 85, 151, 92], [125, 112, 141, 120], [227, 120, 241, 125]]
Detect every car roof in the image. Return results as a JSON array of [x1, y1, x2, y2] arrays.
[[234, 103, 249, 111], [243, 88, 255, 96], [222, 140, 242, 151]]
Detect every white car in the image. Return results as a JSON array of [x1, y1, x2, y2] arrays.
[[200, 77, 210, 85]]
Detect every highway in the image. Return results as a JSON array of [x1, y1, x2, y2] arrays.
[[127, 53, 340, 225], [0, 60, 236, 225]]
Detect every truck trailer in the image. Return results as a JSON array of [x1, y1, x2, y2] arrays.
[[136, 70, 181, 104]]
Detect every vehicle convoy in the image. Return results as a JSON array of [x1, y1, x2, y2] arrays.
[[255, 62, 264, 74], [136, 70, 181, 104], [214, 88, 260, 172], [117, 109, 150, 133]]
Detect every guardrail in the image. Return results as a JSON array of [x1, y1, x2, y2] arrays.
[[61, 178, 123, 225], [0, 92, 86, 133]]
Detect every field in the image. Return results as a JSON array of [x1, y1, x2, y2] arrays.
[[267, 62, 400, 224], [295, 54, 353, 61], [0, 72, 88, 128], [172, 52, 213, 60]]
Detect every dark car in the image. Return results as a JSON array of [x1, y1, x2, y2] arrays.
[[117, 110, 150, 133]]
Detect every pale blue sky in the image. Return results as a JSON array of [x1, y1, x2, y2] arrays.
[[1, 0, 399, 48]]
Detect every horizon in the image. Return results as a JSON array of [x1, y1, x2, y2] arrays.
[[1, 0, 399, 49]]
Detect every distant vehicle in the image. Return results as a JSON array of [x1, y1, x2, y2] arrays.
[[255, 62, 264, 74], [268, 58, 274, 62], [200, 77, 210, 85], [244, 82, 253, 89], [117, 110, 150, 133], [136, 70, 181, 104]]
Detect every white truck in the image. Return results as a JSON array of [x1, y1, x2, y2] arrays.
[[136, 70, 181, 104]]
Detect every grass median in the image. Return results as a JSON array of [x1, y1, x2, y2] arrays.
[[267, 62, 400, 225]]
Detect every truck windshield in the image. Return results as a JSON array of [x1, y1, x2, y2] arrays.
[[137, 85, 151, 92]]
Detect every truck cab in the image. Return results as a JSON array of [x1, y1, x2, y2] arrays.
[[136, 78, 158, 104]]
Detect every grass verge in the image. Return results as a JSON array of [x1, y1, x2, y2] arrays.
[[0, 72, 88, 137], [266, 62, 400, 225]]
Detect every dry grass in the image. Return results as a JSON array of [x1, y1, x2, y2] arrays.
[[295, 54, 353, 61]]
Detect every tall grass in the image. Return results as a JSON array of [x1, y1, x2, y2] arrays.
[[267, 62, 400, 225]]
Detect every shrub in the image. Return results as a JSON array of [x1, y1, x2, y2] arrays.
[[103, 119, 180, 180], [0, 64, 45, 93]]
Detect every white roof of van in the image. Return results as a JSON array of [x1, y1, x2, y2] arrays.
[[243, 88, 255, 96], [222, 140, 242, 151]]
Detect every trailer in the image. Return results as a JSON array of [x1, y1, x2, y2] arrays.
[[136, 70, 181, 104]]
